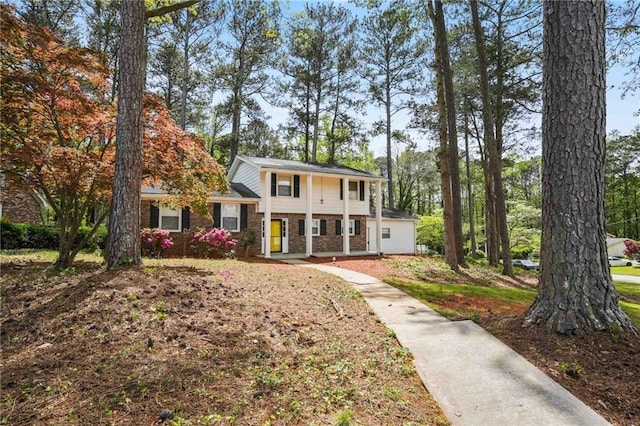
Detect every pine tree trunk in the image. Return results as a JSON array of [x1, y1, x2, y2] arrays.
[[524, 1, 637, 335], [435, 0, 464, 265], [106, 0, 146, 270], [470, 0, 512, 276], [464, 120, 477, 256], [385, 82, 394, 209], [428, 0, 456, 268]]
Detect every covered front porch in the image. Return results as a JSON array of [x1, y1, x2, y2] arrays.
[[259, 251, 375, 260]]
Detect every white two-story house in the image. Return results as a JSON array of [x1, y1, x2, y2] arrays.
[[141, 155, 416, 257]]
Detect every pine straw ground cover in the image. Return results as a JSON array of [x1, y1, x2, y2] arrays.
[[0, 253, 448, 426], [305, 255, 640, 426]]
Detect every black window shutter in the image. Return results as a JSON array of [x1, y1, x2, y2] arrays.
[[320, 219, 326, 235], [355, 220, 361, 235], [339, 178, 343, 200], [359, 181, 365, 201], [298, 219, 305, 235], [336, 220, 342, 236], [293, 175, 300, 198], [271, 173, 277, 196], [150, 204, 159, 228], [240, 204, 248, 230], [213, 203, 221, 227], [181, 207, 190, 230]]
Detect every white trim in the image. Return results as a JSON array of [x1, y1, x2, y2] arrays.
[[264, 171, 272, 258], [306, 173, 313, 256], [343, 178, 350, 255], [375, 180, 382, 255]]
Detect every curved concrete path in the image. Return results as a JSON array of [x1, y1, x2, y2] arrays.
[[283, 259, 610, 426]]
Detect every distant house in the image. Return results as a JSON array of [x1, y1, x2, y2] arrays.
[[142, 155, 418, 257], [0, 173, 47, 224]]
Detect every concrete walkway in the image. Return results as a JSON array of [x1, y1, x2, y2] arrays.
[[612, 274, 640, 284], [283, 259, 610, 426]]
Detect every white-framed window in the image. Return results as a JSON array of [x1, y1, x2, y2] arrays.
[[382, 227, 391, 239], [311, 219, 320, 236], [221, 204, 240, 231], [338, 219, 356, 236], [160, 206, 181, 231], [349, 181, 358, 200], [278, 175, 292, 196]]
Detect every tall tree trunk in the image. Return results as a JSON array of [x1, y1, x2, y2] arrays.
[[106, 0, 145, 270], [524, 1, 636, 335], [428, 0, 456, 268], [385, 82, 394, 208], [434, 0, 464, 265], [311, 85, 321, 163], [470, 0, 512, 276], [179, 14, 190, 131], [464, 115, 477, 257], [230, 80, 242, 166]]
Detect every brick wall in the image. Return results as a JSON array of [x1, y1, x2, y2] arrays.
[[0, 182, 43, 224], [141, 200, 260, 257], [141, 200, 366, 257], [262, 213, 367, 254]]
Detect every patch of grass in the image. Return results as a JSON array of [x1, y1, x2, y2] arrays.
[[619, 301, 640, 327], [386, 277, 536, 306], [614, 281, 640, 298], [611, 266, 640, 277]]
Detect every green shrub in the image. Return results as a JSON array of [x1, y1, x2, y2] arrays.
[[26, 224, 59, 249], [1, 219, 28, 249], [0, 219, 107, 251]]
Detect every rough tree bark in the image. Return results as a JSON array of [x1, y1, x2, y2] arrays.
[[470, 0, 512, 276], [428, 0, 456, 268], [434, 0, 464, 265], [524, 1, 637, 335], [106, 0, 146, 269]]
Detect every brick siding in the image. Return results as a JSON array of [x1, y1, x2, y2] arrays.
[[0, 182, 43, 224]]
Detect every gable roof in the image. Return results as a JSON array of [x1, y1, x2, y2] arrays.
[[141, 182, 260, 200], [229, 155, 386, 180]]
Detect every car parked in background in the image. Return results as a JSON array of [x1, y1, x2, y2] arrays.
[[512, 259, 539, 271], [608, 256, 632, 267]]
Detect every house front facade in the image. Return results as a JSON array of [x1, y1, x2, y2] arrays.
[[142, 155, 417, 258], [227, 156, 386, 258]]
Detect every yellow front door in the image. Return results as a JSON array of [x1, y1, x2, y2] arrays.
[[270, 220, 282, 252]]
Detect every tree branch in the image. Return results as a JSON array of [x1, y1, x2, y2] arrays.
[[145, 0, 200, 19]]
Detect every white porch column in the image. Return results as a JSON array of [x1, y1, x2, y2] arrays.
[[306, 173, 313, 256], [376, 179, 383, 255], [264, 171, 272, 258], [343, 177, 350, 255]]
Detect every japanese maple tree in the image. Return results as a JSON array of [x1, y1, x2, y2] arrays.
[[0, 6, 226, 268]]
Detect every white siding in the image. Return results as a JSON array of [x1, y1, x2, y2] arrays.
[[232, 162, 261, 195], [366, 219, 416, 254], [263, 174, 370, 215]]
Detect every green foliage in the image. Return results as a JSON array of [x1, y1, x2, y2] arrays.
[[0, 219, 106, 251], [334, 408, 354, 426], [416, 215, 444, 253], [559, 361, 583, 379]]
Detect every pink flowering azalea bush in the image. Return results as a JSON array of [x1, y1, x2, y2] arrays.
[[191, 227, 237, 258], [623, 239, 640, 261], [141, 228, 174, 258]]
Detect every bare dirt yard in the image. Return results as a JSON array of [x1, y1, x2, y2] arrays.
[[305, 255, 640, 426], [0, 254, 448, 425]]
